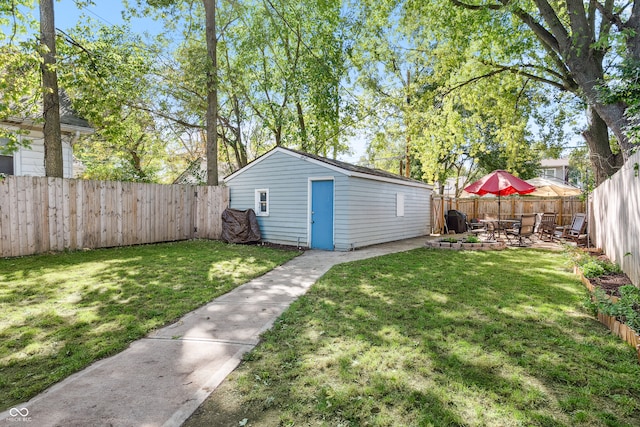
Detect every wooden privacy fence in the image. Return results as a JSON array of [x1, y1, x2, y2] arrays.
[[590, 150, 640, 286], [0, 176, 229, 258], [431, 195, 586, 234]]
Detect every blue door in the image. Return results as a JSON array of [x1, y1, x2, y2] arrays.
[[311, 180, 334, 250]]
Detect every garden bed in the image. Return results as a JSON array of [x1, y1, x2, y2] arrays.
[[573, 255, 640, 362], [425, 238, 505, 250]]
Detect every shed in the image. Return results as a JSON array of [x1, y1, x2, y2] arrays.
[[224, 147, 432, 251]]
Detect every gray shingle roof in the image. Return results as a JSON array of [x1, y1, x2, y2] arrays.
[[58, 91, 91, 129], [282, 147, 426, 185]]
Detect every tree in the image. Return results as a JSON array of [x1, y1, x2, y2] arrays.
[[40, 0, 63, 177], [130, 0, 220, 184], [349, 0, 543, 188], [0, 1, 41, 152], [203, 0, 218, 185], [132, 0, 350, 174], [409, 0, 640, 182], [58, 22, 170, 182]]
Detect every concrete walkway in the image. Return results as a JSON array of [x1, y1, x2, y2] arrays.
[[0, 237, 427, 427]]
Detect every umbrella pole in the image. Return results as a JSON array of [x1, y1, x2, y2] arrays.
[[498, 194, 501, 239]]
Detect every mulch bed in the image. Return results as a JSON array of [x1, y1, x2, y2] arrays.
[[589, 254, 634, 297], [590, 272, 634, 297]]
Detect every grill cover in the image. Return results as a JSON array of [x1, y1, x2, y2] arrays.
[[221, 208, 261, 244], [445, 210, 468, 233]]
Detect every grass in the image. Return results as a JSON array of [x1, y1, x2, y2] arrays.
[[193, 248, 640, 427], [0, 240, 300, 410]]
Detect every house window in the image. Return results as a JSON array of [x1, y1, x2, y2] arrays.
[[0, 139, 13, 175], [255, 189, 269, 216], [396, 193, 405, 217], [543, 168, 556, 178]]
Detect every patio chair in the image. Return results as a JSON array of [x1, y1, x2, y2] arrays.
[[470, 214, 498, 240], [557, 213, 588, 244], [538, 212, 557, 241], [506, 214, 537, 246]]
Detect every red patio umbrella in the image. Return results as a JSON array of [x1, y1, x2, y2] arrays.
[[464, 170, 536, 220]]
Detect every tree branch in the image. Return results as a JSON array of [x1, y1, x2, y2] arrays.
[[593, 0, 627, 30], [449, 0, 503, 11], [127, 102, 204, 129], [443, 64, 568, 97]]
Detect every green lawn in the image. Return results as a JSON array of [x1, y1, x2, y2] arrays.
[[187, 248, 640, 427], [0, 240, 300, 410]]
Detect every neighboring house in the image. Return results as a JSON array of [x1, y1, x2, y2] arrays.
[[433, 176, 470, 197], [539, 158, 570, 182], [0, 93, 92, 178], [224, 146, 432, 251], [173, 157, 207, 185]]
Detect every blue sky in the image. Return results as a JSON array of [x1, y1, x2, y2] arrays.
[[55, 0, 140, 31], [56, 0, 168, 39]]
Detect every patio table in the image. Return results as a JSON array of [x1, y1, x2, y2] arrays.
[[480, 219, 520, 240]]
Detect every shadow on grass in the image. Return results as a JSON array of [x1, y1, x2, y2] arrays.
[[0, 240, 299, 410], [221, 248, 640, 427]]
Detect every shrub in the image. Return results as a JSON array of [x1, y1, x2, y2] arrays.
[[464, 235, 481, 243]]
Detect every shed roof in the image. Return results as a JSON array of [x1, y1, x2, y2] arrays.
[[224, 146, 432, 189]]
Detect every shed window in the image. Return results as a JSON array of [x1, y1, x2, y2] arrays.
[[0, 139, 13, 175], [396, 193, 405, 217], [255, 189, 269, 216]]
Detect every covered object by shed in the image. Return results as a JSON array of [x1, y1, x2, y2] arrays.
[[223, 147, 432, 251]]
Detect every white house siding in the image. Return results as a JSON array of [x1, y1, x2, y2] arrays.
[[226, 150, 347, 247], [5, 129, 74, 179], [226, 148, 431, 251], [334, 176, 430, 251]]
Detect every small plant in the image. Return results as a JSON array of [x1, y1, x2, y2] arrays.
[[464, 235, 480, 243], [591, 285, 640, 333], [440, 237, 459, 243], [572, 251, 622, 278], [580, 260, 607, 278]]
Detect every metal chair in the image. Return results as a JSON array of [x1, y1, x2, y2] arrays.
[[506, 214, 537, 246]]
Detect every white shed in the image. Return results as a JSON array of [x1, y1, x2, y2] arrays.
[[224, 147, 432, 251]]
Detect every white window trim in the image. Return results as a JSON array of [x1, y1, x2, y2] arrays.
[[255, 188, 270, 216]]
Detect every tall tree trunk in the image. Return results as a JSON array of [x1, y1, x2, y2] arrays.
[[203, 0, 218, 186], [567, 60, 632, 159], [296, 100, 307, 151], [582, 106, 623, 185], [40, 0, 63, 177], [232, 94, 247, 167]]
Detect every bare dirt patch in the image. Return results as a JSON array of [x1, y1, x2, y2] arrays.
[[182, 371, 279, 427], [590, 272, 634, 297]]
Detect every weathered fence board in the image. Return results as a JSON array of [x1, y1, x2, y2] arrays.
[[0, 176, 229, 258]]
